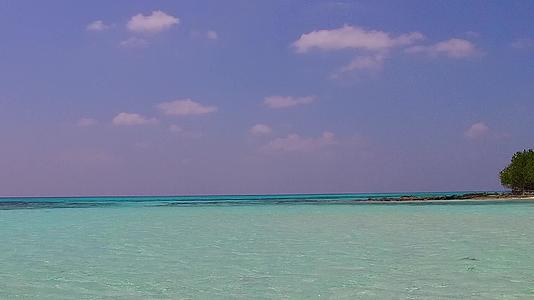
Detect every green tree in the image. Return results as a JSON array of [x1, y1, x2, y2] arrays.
[[500, 149, 534, 194]]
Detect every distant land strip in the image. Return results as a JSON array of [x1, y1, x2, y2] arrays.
[[365, 192, 534, 202]]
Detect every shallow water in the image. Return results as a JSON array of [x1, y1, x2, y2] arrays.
[[1, 195, 533, 299]]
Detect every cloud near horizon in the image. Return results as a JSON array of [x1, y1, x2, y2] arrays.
[[119, 37, 148, 48], [464, 122, 489, 139], [292, 25, 424, 53], [77, 117, 98, 127], [293, 26, 481, 77], [86, 20, 109, 32], [112, 112, 157, 126], [332, 53, 388, 78], [406, 38, 478, 58], [168, 124, 183, 133], [340, 53, 387, 72], [262, 131, 336, 152], [263, 95, 315, 109], [157, 99, 218, 116], [127, 10, 179, 33], [249, 124, 272, 136], [206, 30, 218, 40]]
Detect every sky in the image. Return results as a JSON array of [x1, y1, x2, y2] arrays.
[[0, 0, 533, 196]]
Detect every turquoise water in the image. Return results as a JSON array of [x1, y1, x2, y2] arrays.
[[0, 192, 483, 209], [1, 194, 534, 299]]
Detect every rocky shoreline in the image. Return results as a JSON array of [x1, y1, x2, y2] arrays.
[[365, 192, 534, 202]]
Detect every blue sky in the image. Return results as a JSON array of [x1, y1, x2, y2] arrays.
[[0, 0, 533, 196]]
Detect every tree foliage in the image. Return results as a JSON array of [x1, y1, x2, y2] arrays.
[[500, 149, 534, 193]]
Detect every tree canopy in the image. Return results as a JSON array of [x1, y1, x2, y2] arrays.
[[500, 149, 534, 193]]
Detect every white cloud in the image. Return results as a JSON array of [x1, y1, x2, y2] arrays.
[[292, 25, 425, 76], [157, 99, 217, 116], [292, 25, 424, 53], [406, 38, 478, 58], [464, 122, 489, 139], [511, 38, 534, 49], [112, 112, 157, 126], [334, 53, 387, 77], [119, 37, 148, 48], [264, 95, 315, 109], [127, 10, 179, 33], [263, 131, 336, 152], [76, 117, 98, 127], [249, 124, 272, 136], [86, 20, 109, 32], [292, 25, 483, 77], [206, 30, 218, 40]]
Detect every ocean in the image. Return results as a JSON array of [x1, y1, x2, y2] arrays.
[[1, 193, 533, 299]]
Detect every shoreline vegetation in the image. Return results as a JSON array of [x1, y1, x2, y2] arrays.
[[364, 192, 534, 202]]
